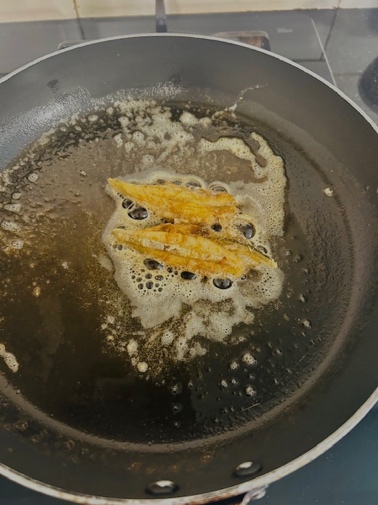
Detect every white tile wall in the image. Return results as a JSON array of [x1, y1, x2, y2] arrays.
[[339, 0, 378, 6], [75, 0, 154, 18], [165, 0, 339, 15], [0, 0, 76, 22], [0, 0, 376, 23], [76, 0, 339, 18]]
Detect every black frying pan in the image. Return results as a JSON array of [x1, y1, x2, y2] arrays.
[[0, 35, 377, 504]]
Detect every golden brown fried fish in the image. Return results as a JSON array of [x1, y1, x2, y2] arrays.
[[112, 223, 276, 278], [108, 178, 238, 226]]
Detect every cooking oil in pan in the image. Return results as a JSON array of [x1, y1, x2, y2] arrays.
[[0, 100, 353, 444]]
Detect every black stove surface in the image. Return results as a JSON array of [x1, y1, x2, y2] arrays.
[[0, 7, 377, 504]]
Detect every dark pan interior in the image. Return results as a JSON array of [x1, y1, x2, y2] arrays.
[[0, 36, 377, 501]]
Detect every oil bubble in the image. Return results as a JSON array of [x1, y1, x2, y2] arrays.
[[127, 340, 138, 356], [219, 379, 228, 389], [242, 353, 257, 366], [245, 385, 256, 397], [238, 222, 255, 239], [11, 239, 24, 250], [209, 183, 228, 193], [161, 331, 174, 346], [128, 207, 148, 220], [122, 199, 133, 209], [301, 319, 312, 329], [171, 383, 182, 395], [181, 271, 196, 280], [1, 220, 20, 232], [137, 362, 148, 373], [32, 286, 41, 297], [213, 278, 232, 289], [4, 203, 21, 214], [172, 403, 183, 414], [27, 172, 39, 183], [186, 180, 202, 188]]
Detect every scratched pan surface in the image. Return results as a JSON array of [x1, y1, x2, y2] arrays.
[[0, 35, 377, 503]]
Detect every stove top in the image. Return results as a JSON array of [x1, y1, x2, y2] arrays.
[[0, 6, 377, 504]]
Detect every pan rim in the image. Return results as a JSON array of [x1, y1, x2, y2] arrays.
[[0, 32, 377, 503], [1, 31, 378, 139], [0, 390, 376, 504]]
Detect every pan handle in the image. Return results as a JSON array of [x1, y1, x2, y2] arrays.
[[216, 487, 268, 505], [156, 0, 168, 33], [241, 487, 268, 503]]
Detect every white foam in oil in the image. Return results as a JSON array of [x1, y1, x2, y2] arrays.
[[101, 104, 286, 371], [0, 343, 19, 373]]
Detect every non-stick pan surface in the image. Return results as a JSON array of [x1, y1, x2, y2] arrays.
[[0, 35, 377, 503]]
